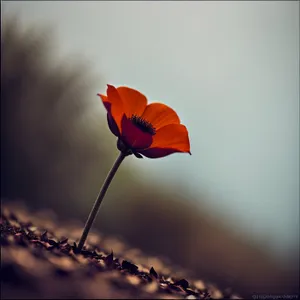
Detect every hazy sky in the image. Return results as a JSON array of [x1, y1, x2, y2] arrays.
[[3, 1, 299, 265]]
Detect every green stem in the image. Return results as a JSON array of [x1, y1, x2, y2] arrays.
[[77, 151, 126, 252]]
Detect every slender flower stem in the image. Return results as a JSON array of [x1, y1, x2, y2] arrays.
[[77, 151, 126, 252]]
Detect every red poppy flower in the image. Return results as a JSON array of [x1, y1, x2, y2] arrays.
[[98, 84, 191, 159]]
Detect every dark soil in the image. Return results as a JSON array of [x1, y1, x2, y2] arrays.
[[1, 204, 242, 299]]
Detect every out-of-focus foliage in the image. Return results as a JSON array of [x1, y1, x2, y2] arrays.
[[1, 17, 120, 215], [1, 18, 298, 297]]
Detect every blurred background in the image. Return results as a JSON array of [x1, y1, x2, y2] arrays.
[[1, 1, 299, 297]]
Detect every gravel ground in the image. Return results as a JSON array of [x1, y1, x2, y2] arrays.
[[1, 204, 242, 299]]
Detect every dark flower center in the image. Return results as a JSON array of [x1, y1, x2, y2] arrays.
[[130, 114, 156, 135]]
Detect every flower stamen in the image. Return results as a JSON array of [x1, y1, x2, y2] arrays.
[[130, 114, 156, 135]]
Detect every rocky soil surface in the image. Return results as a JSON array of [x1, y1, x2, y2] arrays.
[[1, 204, 242, 299]]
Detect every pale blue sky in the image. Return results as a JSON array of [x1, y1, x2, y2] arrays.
[[3, 1, 299, 266]]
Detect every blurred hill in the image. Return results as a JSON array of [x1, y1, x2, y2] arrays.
[[1, 17, 299, 298]]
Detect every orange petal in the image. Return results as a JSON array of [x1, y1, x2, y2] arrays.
[[97, 93, 120, 136], [98, 94, 111, 113], [142, 103, 180, 130], [116, 86, 148, 118], [121, 116, 153, 149], [139, 147, 187, 159], [146, 123, 190, 152], [97, 94, 120, 136], [107, 111, 120, 137], [106, 84, 125, 133]]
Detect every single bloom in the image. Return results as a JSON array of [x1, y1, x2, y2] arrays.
[[98, 84, 191, 159]]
